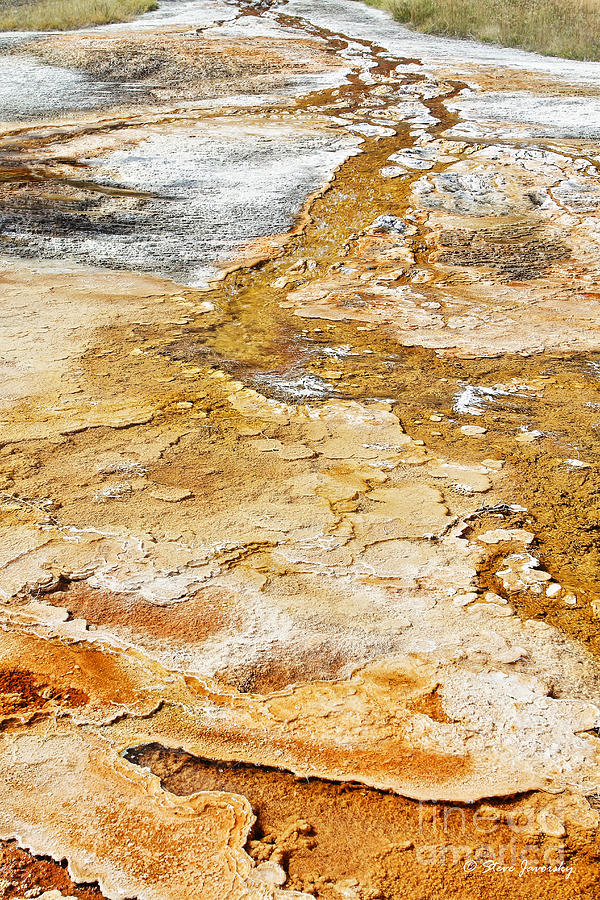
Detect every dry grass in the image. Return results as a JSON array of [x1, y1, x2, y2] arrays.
[[362, 0, 600, 60], [0, 0, 157, 31]]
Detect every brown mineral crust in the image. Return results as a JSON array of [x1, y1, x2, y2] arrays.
[[0, 841, 102, 900], [0, 329, 599, 805], [16, 29, 347, 103], [0, 629, 187, 728], [0, 666, 88, 726], [97, 667, 599, 804], [47, 583, 370, 691], [0, 381, 598, 802], [167, 704, 473, 793], [0, 627, 477, 799], [405, 687, 453, 724], [0, 723, 308, 900], [50, 584, 238, 646], [129, 744, 600, 900], [433, 223, 571, 282], [8, 615, 584, 806], [216, 641, 361, 694]]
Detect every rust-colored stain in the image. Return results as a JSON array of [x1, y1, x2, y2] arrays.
[[0, 667, 88, 725], [405, 687, 453, 724], [52, 585, 235, 645]]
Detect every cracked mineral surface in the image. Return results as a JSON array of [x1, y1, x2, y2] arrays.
[[0, 0, 599, 898]]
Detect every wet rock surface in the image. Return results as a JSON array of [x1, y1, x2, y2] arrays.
[[0, 0, 599, 898]]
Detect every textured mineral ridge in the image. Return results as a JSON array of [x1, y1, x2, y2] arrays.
[[0, 0, 599, 899]]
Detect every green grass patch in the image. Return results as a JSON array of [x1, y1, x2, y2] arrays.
[[0, 0, 158, 31], [360, 0, 600, 60]]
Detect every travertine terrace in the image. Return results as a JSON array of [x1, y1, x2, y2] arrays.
[[0, 1, 599, 898]]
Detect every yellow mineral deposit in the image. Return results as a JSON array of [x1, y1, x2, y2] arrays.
[[0, 0, 599, 898]]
